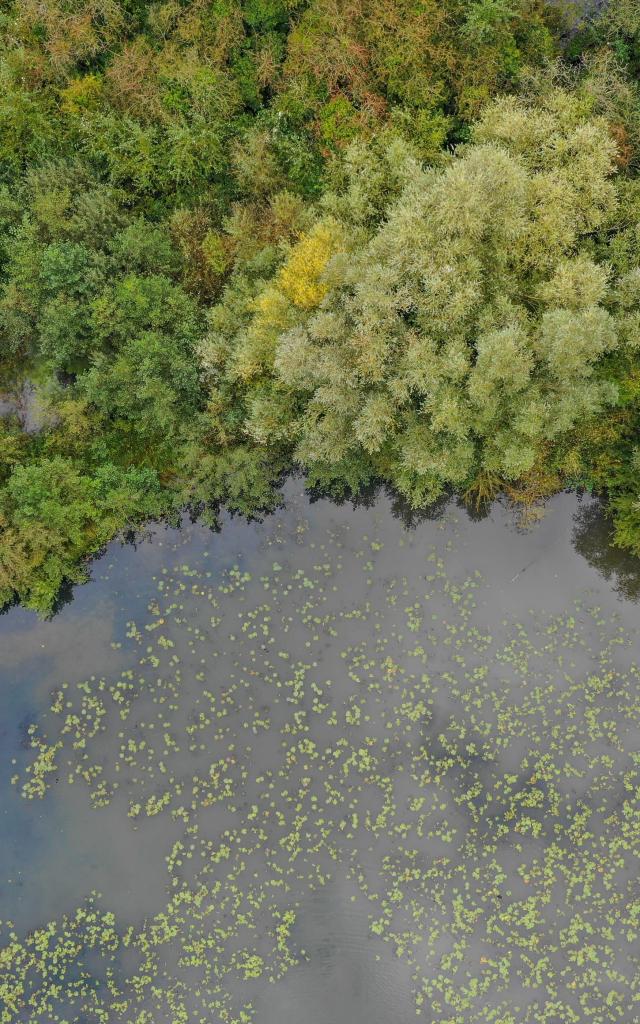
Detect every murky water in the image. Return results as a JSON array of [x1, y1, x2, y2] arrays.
[[0, 380, 55, 434], [1, 480, 640, 1023]]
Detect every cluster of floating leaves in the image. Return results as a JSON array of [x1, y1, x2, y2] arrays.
[[2, 510, 640, 1023]]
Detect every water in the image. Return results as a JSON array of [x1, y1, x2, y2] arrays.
[[0, 380, 55, 434], [1, 480, 639, 1023]]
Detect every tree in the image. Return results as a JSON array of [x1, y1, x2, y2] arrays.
[[0, 457, 166, 613], [79, 274, 204, 461], [204, 90, 628, 506]]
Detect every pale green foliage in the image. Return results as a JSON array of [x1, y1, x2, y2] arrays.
[[204, 90, 630, 504]]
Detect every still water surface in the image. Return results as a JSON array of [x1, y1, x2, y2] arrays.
[[1, 481, 639, 1023]]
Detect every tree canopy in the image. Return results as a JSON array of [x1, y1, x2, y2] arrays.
[[2, 0, 640, 610], [203, 89, 636, 508]]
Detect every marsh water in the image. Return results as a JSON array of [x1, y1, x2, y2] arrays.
[[1, 479, 640, 1023]]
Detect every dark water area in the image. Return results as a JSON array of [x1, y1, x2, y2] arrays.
[[1, 480, 640, 1023]]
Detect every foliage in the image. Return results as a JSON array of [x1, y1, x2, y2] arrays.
[[204, 90, 632, 511], [2, 0, 640, 608], [0, 457, 168, 613]]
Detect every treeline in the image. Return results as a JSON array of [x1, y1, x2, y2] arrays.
[[1, 0, 640, 612]]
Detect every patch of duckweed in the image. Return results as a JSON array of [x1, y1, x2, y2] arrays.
[[2, 503, 640, 1022]]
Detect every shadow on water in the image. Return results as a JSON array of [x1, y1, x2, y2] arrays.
[[48, 577, 77, 617], [572, 496, 640, 601], [306, 475, 451, 528], [3, 480, 640, 632]]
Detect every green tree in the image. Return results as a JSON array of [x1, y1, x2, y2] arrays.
[[0, 457, 166, 613], [204, 90, 627, 507]]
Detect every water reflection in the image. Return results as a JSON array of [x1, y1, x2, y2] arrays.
[[572, 495, 640, 600]]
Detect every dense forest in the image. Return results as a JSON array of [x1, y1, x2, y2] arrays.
[[1, 0, 640, 612]]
